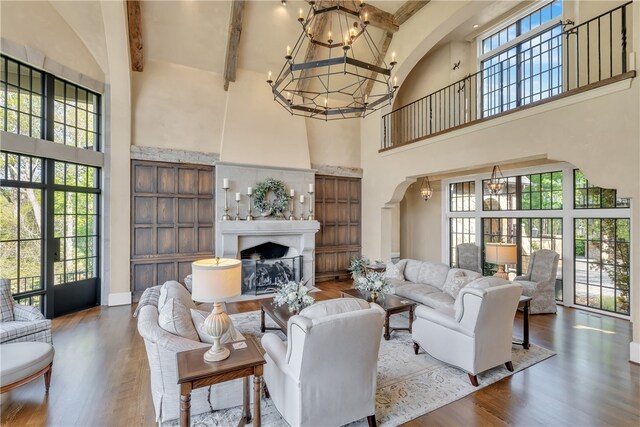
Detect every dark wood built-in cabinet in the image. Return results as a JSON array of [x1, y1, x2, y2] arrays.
[[130, 160, 215, 298], [314, 175, 362, 281]]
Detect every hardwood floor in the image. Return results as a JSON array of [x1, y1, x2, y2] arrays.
[[2, 280, 639, 426]]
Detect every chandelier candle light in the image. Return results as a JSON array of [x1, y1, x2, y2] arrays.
[[485, 243, 518, 280], [191, 258, 241, 362], [268, 0, 399, 120]]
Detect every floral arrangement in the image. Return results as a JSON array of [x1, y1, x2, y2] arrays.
[[348, 256, 370, 280], [253, 178, 290, 218], [273, 280, 315, 313], [355, 272, 391, 297]]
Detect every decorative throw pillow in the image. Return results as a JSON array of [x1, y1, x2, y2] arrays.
[[0, 279, 15, 322], [158, 298, 199, 341], [184, 274, 193, 293], [442, 271, 475, 299], [466, 276, 510, 290], [384, 261, 404, 281], [190, 309, 245, 344], [158, 280, 197, 311]]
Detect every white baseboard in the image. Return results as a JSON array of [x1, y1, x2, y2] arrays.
[[108, 292, 132, 306], [631, 341, 640, 364]]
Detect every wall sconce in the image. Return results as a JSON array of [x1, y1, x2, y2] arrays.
[[420, 176, 433, 201], [487, 165, 505, 195]]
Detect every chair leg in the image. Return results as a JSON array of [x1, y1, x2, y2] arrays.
[[505, 361, 514, 372], [367, 415, 377, 427], [468, 374, 479, 387], [44, 363, 52, 392], [263, 382, 270, 399], [413, 341, 420, 355]]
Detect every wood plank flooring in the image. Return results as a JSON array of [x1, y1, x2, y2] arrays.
[[2, 280, 639, 426]]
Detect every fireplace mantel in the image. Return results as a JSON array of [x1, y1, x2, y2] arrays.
[[217, 220, 320, 285]]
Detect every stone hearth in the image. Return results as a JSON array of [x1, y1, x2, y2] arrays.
[[217, 220, 320, 286]]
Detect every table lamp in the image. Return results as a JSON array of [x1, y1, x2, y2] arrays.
[[484, 243, 517, 280], [191, 257, 241, 362]]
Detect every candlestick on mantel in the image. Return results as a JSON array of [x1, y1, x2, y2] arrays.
[[222, 188, 230, 221], [299, 195, 305, 221], [222, 178, 229, 189], [307, 187, 314, 221], [247, 186, 253, 195], [247, 191, 254, 221], [234, 193, 241, 221], [289, 189, 296, 220], [308, 183, 314, 193]]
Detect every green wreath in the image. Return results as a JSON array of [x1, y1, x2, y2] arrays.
[[253, 178, 290, 217]]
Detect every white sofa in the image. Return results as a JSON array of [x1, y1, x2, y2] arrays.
[[261, 298, 385, 427], [387, 259, 485, 311], [412, 283, 523, 386]]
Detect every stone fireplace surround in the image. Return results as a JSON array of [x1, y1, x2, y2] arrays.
[[215, 163, 320, 287]]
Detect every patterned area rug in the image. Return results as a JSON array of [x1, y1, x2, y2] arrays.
[[169, 311, 555, 427]]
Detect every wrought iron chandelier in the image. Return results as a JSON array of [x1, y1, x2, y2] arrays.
[[268, 0, 398, 120]]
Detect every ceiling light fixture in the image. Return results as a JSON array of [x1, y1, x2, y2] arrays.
[[281, 0, 287, 6], [473, 24, 479, 28], [420, 176, 433, 201], [268, 0, 398, 120], [487, 165, 505, 195]]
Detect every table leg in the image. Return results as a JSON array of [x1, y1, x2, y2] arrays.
[[237, 377, 251, 426], [408, 306, 414, 333], [253, 375, 261, 427], [523, 300, 530, 350], [260, 307, 266, 333], [384, 313, 391, 340], [180, 393, 191, 427]]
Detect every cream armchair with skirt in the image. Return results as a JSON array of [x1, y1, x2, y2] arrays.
[[412, 283, 522, 386], [261, 298, 385, 427], [513, 249, 560, 314]]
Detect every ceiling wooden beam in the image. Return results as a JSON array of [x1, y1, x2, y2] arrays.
[[126, 0, 143, 72], [394, 0, 430, 26], [223, 0, 246, 91], [339, 2, 399, 33], [363, 1, 430, 97]]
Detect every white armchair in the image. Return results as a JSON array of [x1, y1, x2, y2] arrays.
[[513, 249, 559, 314], [261, 298, 385, 427], [412, 283, 522, 386]]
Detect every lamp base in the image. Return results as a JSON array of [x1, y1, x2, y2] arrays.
[[204, 346, 230, 362], [203, 302, 232, 362], [493, 264, 509, 280]]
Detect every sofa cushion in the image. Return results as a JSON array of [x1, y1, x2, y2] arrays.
[[158, 298, 199, 341], [0, 320, 50, 343], [158, 280, 196, 311], [384, 261, 404, 281], [402, 260, 423, 283], [0, 342, 54, 387], [190, 309, 245, 344], [133, 286, 161, 317], [0, 279, 15, 322], [300, 298, 369, 320], [394, 283, 440, 306], [417, 262, 450, 290], [421, 292, 456, 310], [442, 268, 482, 299], [517, 280, 538, 297], [466, 276, 510, 290]]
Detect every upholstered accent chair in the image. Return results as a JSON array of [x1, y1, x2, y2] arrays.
[[513, 249, 560, 314], [261, 298, 385, 427], [412, 283, 522, 386], [0, 279, 52, 345], [456, 243, 482, 273]]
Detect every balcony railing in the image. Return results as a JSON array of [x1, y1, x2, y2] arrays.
[[381, 2, 634, 150]]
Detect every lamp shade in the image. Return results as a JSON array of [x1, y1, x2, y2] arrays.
[[485, 243, 517, 264], [191, 258, 242, 303]]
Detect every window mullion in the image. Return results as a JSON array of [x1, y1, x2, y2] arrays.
[[44, 73, 55, 142]]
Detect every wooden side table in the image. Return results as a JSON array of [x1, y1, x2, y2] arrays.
[[177, 339, 265, 427]]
